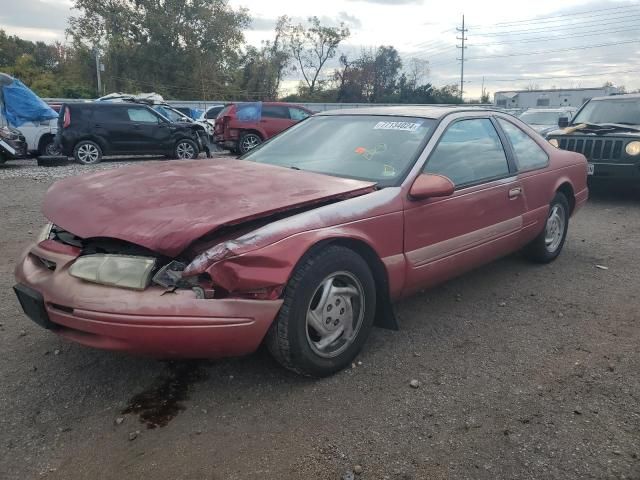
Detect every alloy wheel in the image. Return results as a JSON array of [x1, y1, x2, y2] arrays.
[[77, 144, 99, 164], [176, 142, 196, 159]]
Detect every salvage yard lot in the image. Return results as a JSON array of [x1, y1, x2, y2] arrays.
[[1, 159, 639, 480]]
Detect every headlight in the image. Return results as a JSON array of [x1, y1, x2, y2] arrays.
[[70, 254, 156, 290], [37, 223, 53, 242], [0, 126, 17, 140], [548, 138, 559, 148], [625, 141, 640, 156]]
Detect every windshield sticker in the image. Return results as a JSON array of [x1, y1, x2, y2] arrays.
[[374, 121, 422, 132]]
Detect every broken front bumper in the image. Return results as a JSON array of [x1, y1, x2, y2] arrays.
[[14, 241, 282, 358]]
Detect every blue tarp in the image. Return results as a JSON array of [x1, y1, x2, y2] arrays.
[[2, 79, 58, 127], [236, 102, 262, 122]]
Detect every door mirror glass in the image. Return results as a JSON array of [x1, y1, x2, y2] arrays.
[[558, 116, 569, 128], [409, 173, 455, 200]]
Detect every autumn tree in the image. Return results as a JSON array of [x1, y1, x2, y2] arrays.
[[286, 16, 349, 95]]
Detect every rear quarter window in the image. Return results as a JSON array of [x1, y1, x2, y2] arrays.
[[497, 118, 548, 171]]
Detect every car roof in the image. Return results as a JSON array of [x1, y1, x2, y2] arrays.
[[317, 105, 498, 119], [522, 108, 575, 113], [590, 93, 640, 101]]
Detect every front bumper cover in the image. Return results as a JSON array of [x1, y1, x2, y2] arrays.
[[14, 242, 282, 358]]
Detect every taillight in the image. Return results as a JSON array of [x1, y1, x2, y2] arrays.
[[63, 107, 71, 128]]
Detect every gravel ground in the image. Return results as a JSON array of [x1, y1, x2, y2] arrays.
[[1, 160, 639, 480]]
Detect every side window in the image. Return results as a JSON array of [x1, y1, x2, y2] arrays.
[[206, 107, 223, 119], [497, 118, 548, 171], [127, 107, 160, 123], [262, 105, 290, 119], [95, 107, 124, 122], [289, 107, 310, 121], [424, 118, 509, 187]]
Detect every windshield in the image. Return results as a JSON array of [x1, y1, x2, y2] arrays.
[[152, 105, 185, 123], [519, 111, 566, 125], [242, 115, 436, 184], [572, 98, 640, 125]]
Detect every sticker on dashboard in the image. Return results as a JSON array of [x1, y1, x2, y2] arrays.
[[373, 121, 421, 132]]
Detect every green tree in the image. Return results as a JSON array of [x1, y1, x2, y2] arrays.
[[67, 0, 250, 98]]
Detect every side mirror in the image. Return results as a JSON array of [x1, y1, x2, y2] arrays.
[[409, 173, 455, 200], [558, 117, 569, 128]]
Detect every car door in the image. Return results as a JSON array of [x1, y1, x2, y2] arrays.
[[403, 116, 527, 296], [124, 106, 171, 152], [260, 105, 294, 138]]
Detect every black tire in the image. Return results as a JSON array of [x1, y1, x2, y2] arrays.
[[238, 132, 262, 154], [266, 245, 377, 377], [174, 139, 199, 159], [39, 137, 61, 156], [73, 140, 102, 165], [523, 192, 570, 263]]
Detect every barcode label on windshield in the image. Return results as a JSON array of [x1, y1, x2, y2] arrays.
[[374, 121, 421, 132]]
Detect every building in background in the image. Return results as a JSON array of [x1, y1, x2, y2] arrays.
[[494, 86, 620, 109]]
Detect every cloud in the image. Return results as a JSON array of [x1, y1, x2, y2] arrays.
[[250, 13, 361, 31], [338, 12, 362, 29], [0, 0, 70, 31], [346, 0, 423, 4]]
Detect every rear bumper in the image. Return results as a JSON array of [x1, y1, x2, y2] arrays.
[[14, 242, 282, 358]]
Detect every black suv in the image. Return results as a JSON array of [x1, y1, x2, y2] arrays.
[[547, 94, 640, 183], [57, 102, 210, 164]]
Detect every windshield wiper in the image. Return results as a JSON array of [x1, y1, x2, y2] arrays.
[[571, 122, 640, 133], [289, 166, 301, 170]]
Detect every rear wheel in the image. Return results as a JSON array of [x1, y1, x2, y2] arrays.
[[524, 192, 570, 263], [266, 245, 376, 377], [73, 140, 102, 165], [174, 139, 198, 159], [238, 132, 262, 154]]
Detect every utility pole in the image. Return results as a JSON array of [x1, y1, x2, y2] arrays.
[[456, 15, 468, 102], [94, 48, 102, 96]]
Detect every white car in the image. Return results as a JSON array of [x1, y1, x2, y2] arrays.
[[15, 117, 59, 156]]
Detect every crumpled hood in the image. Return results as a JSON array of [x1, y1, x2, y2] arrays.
[[43, 160, 375, 257]]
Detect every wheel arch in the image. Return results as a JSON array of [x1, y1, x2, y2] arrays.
[[240, 128, 265, 140], [74, 136, 108, 154], [556, 181, 575, 214], [37, 133, 55, 153], [294, 237, 398, 330]]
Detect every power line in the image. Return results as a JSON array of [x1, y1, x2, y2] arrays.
[[466, 68, 640, 83], [470, 13, 640, 37], [469, 25, 632, 47], [466, 38, 639, 61], [475, 3, 640, 28]]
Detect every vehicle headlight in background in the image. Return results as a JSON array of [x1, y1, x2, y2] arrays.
[[70, 254, 156, 290], [625, 141, 640, 156], [37, 223, 53, 242], [548, 138, 559, 148]]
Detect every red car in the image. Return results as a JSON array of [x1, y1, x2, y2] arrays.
[[14, 107, 588, 376], [214, 101, 312, 154]]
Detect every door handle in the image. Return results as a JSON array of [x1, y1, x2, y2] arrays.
[[509, 187, 522, 199]]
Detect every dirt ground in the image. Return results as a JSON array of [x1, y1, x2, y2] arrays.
[[1, 158, 639, 480]]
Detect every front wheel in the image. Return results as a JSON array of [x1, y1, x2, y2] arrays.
[[174, 139, 199, 159], [266, 245, 376, 377], [523, 192, 570, 263], [73, 140, 102, 165]]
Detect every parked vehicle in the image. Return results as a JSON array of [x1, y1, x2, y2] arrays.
[[547, 93, 640, 183], [214, 101, 312, 154], [97, 93, 214, 147], [0, 125, 28, 163], [199, 104, 225, 122], [519, 107, 576, 136], [0, 72, 58, 159], [56, 102, 210, 164], [15, 106, 587, 376]]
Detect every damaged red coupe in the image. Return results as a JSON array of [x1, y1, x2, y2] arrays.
[[14, 107, 588, 376]]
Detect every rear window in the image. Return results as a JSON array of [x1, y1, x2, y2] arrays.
[[206, 106, 224, 119]]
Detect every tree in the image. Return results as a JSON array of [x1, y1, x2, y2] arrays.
[[67, 0, 250, 98], [286, 16, 349, 95], [238, 16, 291, 100]]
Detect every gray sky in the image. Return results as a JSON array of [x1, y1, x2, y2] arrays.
[[2, 0, 639, 99]]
